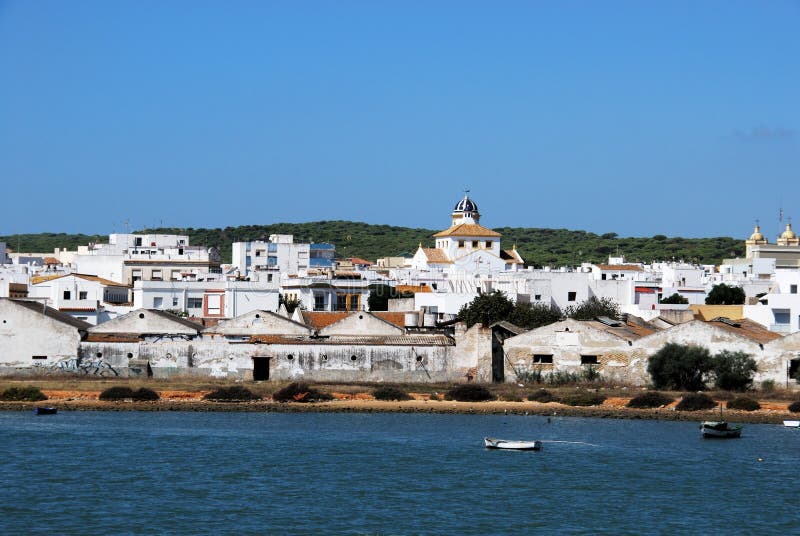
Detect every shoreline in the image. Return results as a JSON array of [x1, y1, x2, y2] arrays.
[[2, 398, 796, 424]]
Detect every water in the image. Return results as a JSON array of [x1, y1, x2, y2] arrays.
[[1, 411, 798, 535]]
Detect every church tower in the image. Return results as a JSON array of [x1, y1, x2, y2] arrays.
[[451, 193, 480, 226]]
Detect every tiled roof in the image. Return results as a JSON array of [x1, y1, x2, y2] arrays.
[[596, 264, 643, 271], [433, 224, 502, 238], [584, 320, 655, 341], [373, 312, 406, 329], [706, 317, 782, 345], [299, 311, 351, 330], [395, 285, 432, 294], [347, 257, 374, 265], [421, 248, 452, 263], [30, 273, 130, 287], [43, 257, 60, 265], [247, 334, 454, 346]]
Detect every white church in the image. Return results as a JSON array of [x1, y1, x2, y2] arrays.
[[411, 193, 524, 274]]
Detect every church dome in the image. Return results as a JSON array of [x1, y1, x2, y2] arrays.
[[454, 195, 478, 213], [749, 225, 764, 241], [780, 223, 796, 240]]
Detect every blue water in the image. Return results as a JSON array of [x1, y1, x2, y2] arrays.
[[1, 412, 798, 535]]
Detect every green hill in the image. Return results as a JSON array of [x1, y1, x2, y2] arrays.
[[1, 222, 744, 266]]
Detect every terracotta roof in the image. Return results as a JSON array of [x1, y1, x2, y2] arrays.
[[347, 257, 374, 266], [421, 248, 452, 264], [43, 257, 60, 265], [30, 273, 130, 287], [584, 319, 655, 341], [372, 312, 406, 329], [706, 317, 782, 345], [595, 264, 643, 271], [299, 311, 351, 330], [85, 333, 141, 343], [433, 224, 502, 238], [395, 285, 432, 294]]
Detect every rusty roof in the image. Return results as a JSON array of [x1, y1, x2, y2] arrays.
[[584, 319, 655, 341], [372, 312, 407, 329], [421, 248, 452, 263], [433, 224, 502, 238], [705, 317, 782, 344], [299, 311, 351, 330], [85, 333, 141, 343]]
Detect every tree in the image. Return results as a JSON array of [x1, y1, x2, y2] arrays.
[[712, 350, 757, 391], [647, 343, 713, 391], [508, 302, 562, 330], [458, 291, 515, 328], [367, 284, 412, 311], [279, 294, 302, 315], [565, 296, 620, 321], [705, 283, 745, 305], [660, 293, 688, 305]]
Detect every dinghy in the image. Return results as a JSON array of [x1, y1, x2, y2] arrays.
[[484, 438, 542, 450]]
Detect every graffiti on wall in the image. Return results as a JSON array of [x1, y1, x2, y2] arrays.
[[33, 357, 120, 376]]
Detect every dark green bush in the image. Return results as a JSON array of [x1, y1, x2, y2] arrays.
[[726, 397, 760, 411], [0, 386, 47, 401], [712, 351, 757, 391], [788, 401, 800, 413], [98, 386, 159, 401], [203, 386, 261, 402], [675, 393, 717, 411], [760, 379, 775, 393], [444, 384, 495, 402], [271, 382, 332, 403], [648, 343, 713, 391], [560, 392, 606, 406], [527, 389, 559, 403], [626, 391, 674, 409], [546, 371, 580, 386], [372, 386, 412, 401], [99, 386, 136, 401]]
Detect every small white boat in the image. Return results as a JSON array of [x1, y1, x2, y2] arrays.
[[783, 420, 800, 428], [484, 437, 542, 451]]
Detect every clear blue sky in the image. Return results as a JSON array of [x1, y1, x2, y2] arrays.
[[1, 0, 798, 239]]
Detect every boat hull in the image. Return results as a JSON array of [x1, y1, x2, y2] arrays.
[[783, 420, 800, 428], [700, 422, 741, 438], [484, 438, 542, 450], [33, 407, 57, 415]]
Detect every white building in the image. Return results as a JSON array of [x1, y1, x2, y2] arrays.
[[27, 273, 131, 325], [75, 233, 221, 286], [744, 270, 800, 334], [231, 235, 335, 279]]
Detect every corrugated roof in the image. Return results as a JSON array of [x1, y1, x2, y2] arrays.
[[433, 224, 502, 238], [706, 317, 782, 344], [584, 320, 655, 341]]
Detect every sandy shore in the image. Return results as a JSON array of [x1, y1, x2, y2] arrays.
[[2, 393, 797, 424]]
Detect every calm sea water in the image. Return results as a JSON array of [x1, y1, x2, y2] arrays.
[[1, 411, 798, 535]]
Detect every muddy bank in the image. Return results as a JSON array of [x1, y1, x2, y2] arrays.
[[2, 398, 796, 424]]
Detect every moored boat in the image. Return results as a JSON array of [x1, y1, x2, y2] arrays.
[[33, 407, 57, 415], [700, 421, 742, 438], [484, 438, 542, 450], [783, 420, 800, 428]]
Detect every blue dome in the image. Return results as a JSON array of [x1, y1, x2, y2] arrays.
[[454, 195, 478, 212]]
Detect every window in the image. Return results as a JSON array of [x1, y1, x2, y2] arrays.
[[32, 355, 47, 360], [187, 297, 203, 309], [152, 270, 162, 280], [349, 294, 360, 311], [485, 241, 492, 248], [314, 294, 325, 311], [172, 297, 178, 307], [178, 248, 184, 255], [774, 311, 790, 325], [458, 240, 465, 248], [134, 237, 142, 246], [77, 316, 88, 321], [63, 291, 71, 300], [532, 354, 553, 364], [472, 241, 479, 248], [580, 355, 599, 365], [336, 294, 347, 311], [534, 294, 541, 300], [178, 239, 185, 245], [568, 291, 577, 302], [267, 274, 273, 282], [601, 274, 607, 280], [153, 297, 163, 308], [792, 285, 798, 294], [206, 294, 222, 316], [79, 291, 87, 300], [255, 250, 262, 257], [132, 270, 142, 282]]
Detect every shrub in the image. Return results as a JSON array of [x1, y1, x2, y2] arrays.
[[372, 386, 412, 401], [560, 392, 606, 406], [271, 382, 332, 403], [0, 386, 47, 402], [675, 393, 717, 411], [727, 397, 760, 411], [527, 389, 559, 403], [99, 386, 136, 401], [99, 386, 161, 401], [760, 379, 776, 393], [626, 391, 674, 409], [546, 371, 580, 386], [133, 387, 159, 401], [712, 351, 757, 391], [515, 368, 544, 384], [648, 343, 713, 391], [788, 401, 800, 413], [203, 386, 261, 402], [444, 384, 495, 402], [581, 365, 602, 382]]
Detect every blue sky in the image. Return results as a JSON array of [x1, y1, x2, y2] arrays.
[[1, 1, 798, 239]]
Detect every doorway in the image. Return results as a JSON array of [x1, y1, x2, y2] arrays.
[[253, 357, 271, 381]]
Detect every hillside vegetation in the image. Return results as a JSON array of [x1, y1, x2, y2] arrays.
[[1, 222, 744, 266]]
